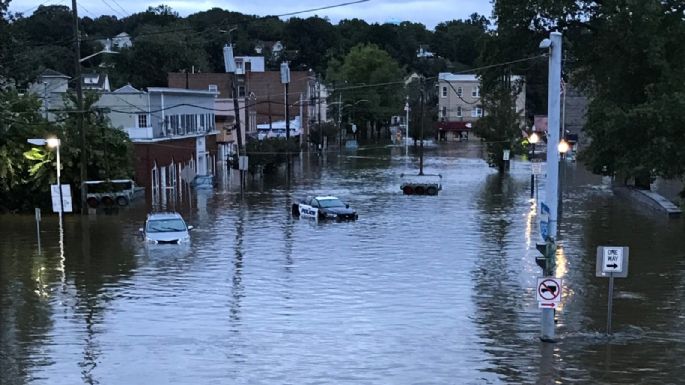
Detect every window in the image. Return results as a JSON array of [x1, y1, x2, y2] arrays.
[[471, 105, 483, 117], [200, 114, 206, 129], [137, 114, 148, 128], [472, 86, 480, 97], [457, 87, 463, 97], [238, 86, 246, 98], [441, 106, 447, 117], [441, 86, 447, 97], [457, 106, 462, 117]]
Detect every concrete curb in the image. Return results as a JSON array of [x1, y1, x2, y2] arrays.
[[615, 186, 682, 218]]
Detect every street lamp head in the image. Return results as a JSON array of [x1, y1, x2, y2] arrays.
[[529, 132, 540, 144], [558, 139, 570, 154], [539, 38, 552, 49], [27, 138, 47, 146], [46, 138, 60, 148]]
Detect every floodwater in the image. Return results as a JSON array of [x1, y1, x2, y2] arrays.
[[2, 143, 684, 384]]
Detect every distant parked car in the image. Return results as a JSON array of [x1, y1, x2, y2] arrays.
[[139, 212, 193, 244], [190, 174, 215, 189], [291, 196, 358, 221]]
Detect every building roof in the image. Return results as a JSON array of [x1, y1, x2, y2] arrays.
[[438, 73, 479, 82], [40, 69, 70, 79], [113, 84, 142, 93], [146, 87, 219, 96]]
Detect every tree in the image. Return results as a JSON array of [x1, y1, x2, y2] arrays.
[[326, 44, 404, 142], [112, 23, 210, 88], [0, 90, 53, 212], [284, 17, 338, 73], [432, 14, 489, 68], [572, 0, 685, 188]]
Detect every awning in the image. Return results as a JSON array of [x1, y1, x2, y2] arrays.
[[437, 121, 473, 131]]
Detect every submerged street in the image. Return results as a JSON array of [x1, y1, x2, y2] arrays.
[[2, 142, 685, 384]]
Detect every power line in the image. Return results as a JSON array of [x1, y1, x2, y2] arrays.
[[273, 0, 370, 17]]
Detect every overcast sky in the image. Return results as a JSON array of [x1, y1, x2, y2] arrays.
[[9, 0, 493, 30]]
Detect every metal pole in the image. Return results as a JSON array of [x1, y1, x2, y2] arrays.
[[607, 273, 614, 336], [56, 142, 64, 218], [405, 96, 409, 154], [232, 71, 243, 151], [43, 82, 49, 120], [530, 145, 535, 198], [418, 89, 425, 176], [541, 31, 562, 343], [71, 0, 87, 214], [338, 92, 342, 150], [285, 83, 290, 140]]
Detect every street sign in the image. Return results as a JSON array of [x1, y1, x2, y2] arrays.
[[50, 184, 73, 213], [539, 202, 550, 240], [239, 155, 249, 171], [503, 149, 510, 161], [531, 162, 544, 175], [536, 277, 562, 308], [596, 246, 629, 278]]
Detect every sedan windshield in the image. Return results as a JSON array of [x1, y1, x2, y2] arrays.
[[318, 199, 345, 208], [147, 218, 187, 233]]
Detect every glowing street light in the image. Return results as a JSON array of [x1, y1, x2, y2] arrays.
[[558, 139, 570, 155], [27, 138, 63, 217]]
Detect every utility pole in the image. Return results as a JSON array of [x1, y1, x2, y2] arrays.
[[404, 95, 409, 153], [539, 31, 562, 343], [71, 0, 87, 213], [338, 91, 342, 150], [43, 82, 49, 120], [281, 62, 290, 140], [418, 87, 425, 176]]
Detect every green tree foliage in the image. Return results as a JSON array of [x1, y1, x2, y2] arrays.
[[242, 137, 298, 174], [113, 23, 210, 88], [283, 17, 338, 73], [0, 90, 53, 211], [432, 14, 489, 68], [475, 73, 525, 171], [572, 1, 685, 185], [326, 44, 404, 142], [0, 90, 134, 212], [405, 76, 438, 141]]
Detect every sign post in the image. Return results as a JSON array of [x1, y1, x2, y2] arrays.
[[596, 246, 630, 336]]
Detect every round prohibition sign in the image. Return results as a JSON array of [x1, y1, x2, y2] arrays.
[[538, 279, 560, 301]]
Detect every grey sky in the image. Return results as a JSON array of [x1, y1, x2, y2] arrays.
[[9, 0, 493, 30]]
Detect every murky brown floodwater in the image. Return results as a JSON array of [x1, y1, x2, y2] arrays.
[[2, 142, 684, 384]]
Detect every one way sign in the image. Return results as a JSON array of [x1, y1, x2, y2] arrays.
[[596, 246, 629, 278]]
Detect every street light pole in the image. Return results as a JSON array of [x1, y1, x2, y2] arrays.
[[540, 31, 562, 343], [529, 132, 539, 198]]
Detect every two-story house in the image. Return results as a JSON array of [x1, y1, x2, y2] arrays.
[[96, 85, 219, 205], [436, 73, 526, 141], [28, 69, 70, 122]]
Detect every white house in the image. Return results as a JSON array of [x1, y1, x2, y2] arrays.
[[28, 69, 70, 121]]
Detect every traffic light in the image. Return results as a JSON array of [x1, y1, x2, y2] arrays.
[[535, 241, 557, 273]]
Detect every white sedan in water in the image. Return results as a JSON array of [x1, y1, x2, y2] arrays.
[[139, 212, 193, 244]]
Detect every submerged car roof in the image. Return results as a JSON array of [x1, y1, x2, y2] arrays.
[[147, 212, 184, 220], [314, 196, 340, 200]]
